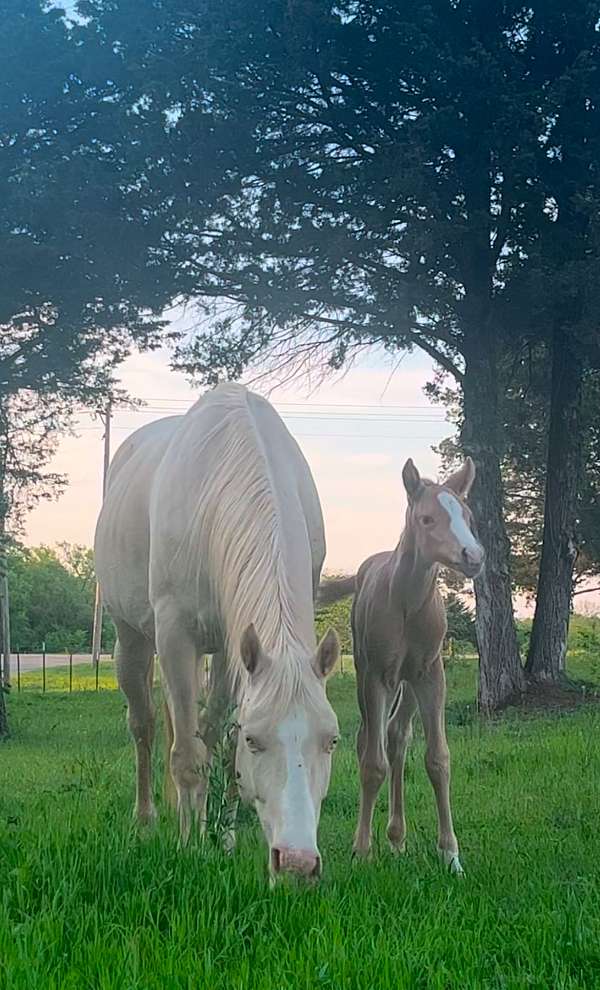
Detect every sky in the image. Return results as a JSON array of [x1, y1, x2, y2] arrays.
[[25, 344, 451, 574], [23, 340, 600, 616]]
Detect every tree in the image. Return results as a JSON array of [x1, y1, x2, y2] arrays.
[[0, 0, 192, 732], [7, 543, 116, 654], [74, 0, 599, 708], [504, 356, 600, 682], [431, 349, 600, 677]]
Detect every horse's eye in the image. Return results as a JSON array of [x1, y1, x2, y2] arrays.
[[245, 736, 258, 751], [421, 515, 435, 526]]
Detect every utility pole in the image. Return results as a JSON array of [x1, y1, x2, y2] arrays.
[[91, 402, 111, 667], [0, 492, 10, 693]]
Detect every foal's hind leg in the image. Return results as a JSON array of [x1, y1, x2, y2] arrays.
[[353, 668, 390, 858], [386, 681, 418, 852], [155, 601, 208, 844], [411, 658, 463, 874], [115, 620, 156, 824]]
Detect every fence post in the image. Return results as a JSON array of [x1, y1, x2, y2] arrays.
[[95, 656, 99, 692], [42, 642, 46, 693], [340, 652, 344, 676], [17, 651, 20, 692], [69, 653, 73, 693]]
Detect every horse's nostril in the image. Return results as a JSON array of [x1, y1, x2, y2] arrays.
[[271, 846, 320, 877]]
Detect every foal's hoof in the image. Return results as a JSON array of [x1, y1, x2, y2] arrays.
[[438, 848, 465, 876], [351, 845, 372, 863], [387, 826, 407, 854]]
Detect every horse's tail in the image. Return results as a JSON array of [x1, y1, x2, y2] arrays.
[[317, 575, 356, 606]]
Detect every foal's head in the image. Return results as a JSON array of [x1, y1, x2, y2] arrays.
[[235, 625, 340, 881], [402, 457, 484, 578]]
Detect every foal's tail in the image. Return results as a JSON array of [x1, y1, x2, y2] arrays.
[[317, 575, 356, 606]]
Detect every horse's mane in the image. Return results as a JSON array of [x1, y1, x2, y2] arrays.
[[172, 384, 317, 708]]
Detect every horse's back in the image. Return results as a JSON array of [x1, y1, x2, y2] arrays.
[[94, 415, 183, 637], [96, 383, 325, 645], [147, 383, 326, 621]]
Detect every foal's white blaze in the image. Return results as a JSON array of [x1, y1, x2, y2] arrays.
[[438, 492, 482, 562], [277, 709, 317, 853]]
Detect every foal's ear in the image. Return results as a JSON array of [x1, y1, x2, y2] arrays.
[[444, 457, 476, 498], [313, 628, 340, 680], [402, 458, 422, 499], [240, 624, 264, 677]]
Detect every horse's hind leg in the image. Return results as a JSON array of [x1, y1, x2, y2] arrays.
[[386, 681, 418, 852], [155, 601, 208, 843], [114, 619, 156, 824]]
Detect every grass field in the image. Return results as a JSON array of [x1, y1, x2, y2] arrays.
[[2, 657, 600, 989]]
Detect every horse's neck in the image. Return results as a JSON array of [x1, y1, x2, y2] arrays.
[[389, 527, 439, 615]]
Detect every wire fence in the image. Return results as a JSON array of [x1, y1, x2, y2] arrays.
[[7, 650, 357, 695], [9, 652, 115, 693]]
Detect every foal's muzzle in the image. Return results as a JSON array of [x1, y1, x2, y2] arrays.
[[460, 546, 484, 578]]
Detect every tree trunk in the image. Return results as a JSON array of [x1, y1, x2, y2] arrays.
[[526, 328, 583, 682], [462, 339, 525, 713]]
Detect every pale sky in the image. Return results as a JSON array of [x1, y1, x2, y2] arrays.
[[25, 345, 449, 573], [23, 344, 600, 616]]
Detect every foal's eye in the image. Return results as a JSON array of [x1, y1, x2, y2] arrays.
[[325, 737, 339, 753], [421, 515, 435, 526]]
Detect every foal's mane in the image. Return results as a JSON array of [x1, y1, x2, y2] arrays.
[[173, 384, 317, 707]]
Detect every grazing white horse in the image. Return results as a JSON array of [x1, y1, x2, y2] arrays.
[[94, 384, 339, 879]]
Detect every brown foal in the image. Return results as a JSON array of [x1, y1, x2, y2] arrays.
[[322, 457, 484, 873]]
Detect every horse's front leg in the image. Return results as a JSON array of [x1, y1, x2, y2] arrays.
[[156, 601, 209, 844], [200, 653, 239, 853]]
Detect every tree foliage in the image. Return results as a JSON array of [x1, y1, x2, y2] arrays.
[[8, 543, 115, 654]]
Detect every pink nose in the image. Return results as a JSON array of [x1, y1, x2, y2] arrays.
[[271, 846, 321, 878]]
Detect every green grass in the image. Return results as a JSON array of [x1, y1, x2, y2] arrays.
[[2, 658, 600, 989]]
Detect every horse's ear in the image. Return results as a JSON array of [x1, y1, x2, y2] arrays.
[[240, 624, 263, 676], [313, 628, 340, 680], [402, 458, 422, 499], [444, 457, 476, 498]]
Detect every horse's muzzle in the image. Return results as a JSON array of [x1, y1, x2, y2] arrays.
[[270, 846, 321, 879]]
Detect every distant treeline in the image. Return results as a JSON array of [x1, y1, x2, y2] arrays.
[[9, 544, 599, 658], [8, 544, 115, 654]]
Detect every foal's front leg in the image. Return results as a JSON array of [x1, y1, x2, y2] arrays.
[[386, 681, 418, 852], [411, 658, 463, 874], [354, 670, 390, 857]]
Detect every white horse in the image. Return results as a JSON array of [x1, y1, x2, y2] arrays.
[[94, 384, 339, 879]]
